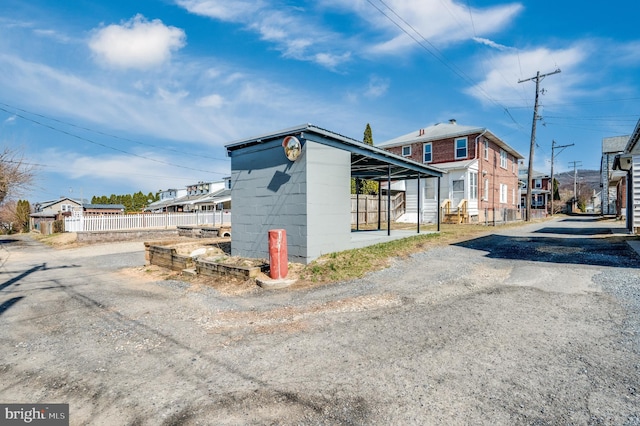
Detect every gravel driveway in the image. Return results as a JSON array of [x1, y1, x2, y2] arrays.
[[1, 216, 639, 425]]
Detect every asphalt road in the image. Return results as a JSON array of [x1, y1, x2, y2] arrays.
[[1, 216, 639, 425]]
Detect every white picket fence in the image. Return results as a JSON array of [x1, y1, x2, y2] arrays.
[[64, 211, 231, 232]]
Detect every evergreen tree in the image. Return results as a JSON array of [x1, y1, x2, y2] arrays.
[[90, 191, 161, 213], [122, 194, 133, 211], [553, 178, 560, 200], [15, 199, 30, 232], [363, 123, 373, 146], [351, 123, 379, 195]]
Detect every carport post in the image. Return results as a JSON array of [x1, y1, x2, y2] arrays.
[[417, 173, 421, 234], [387, 165, 391, 236], [437, 176, 441, 232], [356, 178, 360, 231], [377, 183, 382, 230]]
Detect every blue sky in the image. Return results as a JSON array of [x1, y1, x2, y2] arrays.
[[1, 0, 638, 203]]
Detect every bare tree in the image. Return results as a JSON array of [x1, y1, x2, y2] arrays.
[[0, 147, 35, 204]]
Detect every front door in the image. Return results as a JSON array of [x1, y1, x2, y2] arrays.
[[452, 179, 465, 207]]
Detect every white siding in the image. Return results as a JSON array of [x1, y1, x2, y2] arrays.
[[633, 155, 640, 234]]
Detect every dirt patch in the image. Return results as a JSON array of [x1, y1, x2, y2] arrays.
[[199, 293, 403, 334], [171, 240, 230, 257], [31, 232, 80, 248], [121, 261, 314, 296]]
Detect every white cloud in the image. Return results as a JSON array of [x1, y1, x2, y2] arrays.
[[3, 115, 16, 125], [175, 0, 263, 21], [365, 75, 390, 98], [608, 40, 640, 66], [176, 0, 353, 69], [314, 52, 352, 69], [39, 149, 221, 194], [0, 53, 230, 143], [89, 14, 186, 70], [33, 28, 72, 43], [0, 50, 356, 149], [465, 45, 586, 106], [473, 37, 514, 51], [324, 0, 522, 54], [156, 88, 189, 103], [176, 0, 522, 68], [196, 94, 224, 108]]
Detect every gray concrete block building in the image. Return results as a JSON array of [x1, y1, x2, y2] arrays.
[[226, 124, 444, 264]]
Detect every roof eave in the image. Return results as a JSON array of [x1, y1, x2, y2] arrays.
[[625, 119, 640, 153]]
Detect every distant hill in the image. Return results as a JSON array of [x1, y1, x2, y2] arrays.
[[554, 169, 601, 198]]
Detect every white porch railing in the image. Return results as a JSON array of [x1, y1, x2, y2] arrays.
[[64, 211, 231, 232]]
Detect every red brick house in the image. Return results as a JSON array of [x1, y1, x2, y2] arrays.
[[377, 120, 524, 223], [519, 170, 552, 215]]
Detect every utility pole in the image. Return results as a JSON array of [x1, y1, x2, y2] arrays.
[[550, 140, 573, 215], [519, 68, 561, 221], [569, 160, 582, 212]]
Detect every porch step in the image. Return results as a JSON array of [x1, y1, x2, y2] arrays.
[[182, 268, 197, 276], [442, 213, 468, 224]]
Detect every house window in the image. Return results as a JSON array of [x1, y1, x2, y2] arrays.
[[483, 178, 489, 201], [469, 172, 478, 200], [455, 138, 467, 159], [452, 179, 464, 192], [423, 143, 432, 163], [483, 139, 489, 160], [534, 178, 542, 189], [512, 188, 516, 205], [424, 179, 436, 199], [500, 150, 508, 169], [402, 145, 411, 157], [500, 184, 508, 203]]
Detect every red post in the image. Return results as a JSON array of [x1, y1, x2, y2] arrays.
[[268, 229, 288, 279]]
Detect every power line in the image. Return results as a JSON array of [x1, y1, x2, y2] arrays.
[[508, 97, 640, 109], [6, 159, 214, 183], [519, 68, 561, 221], [0, 106, 227, 176], [542, 122, 634, 133], [544, 115, 638, 122], [366, 0, 525, 131], [0, 101, 228, 162]]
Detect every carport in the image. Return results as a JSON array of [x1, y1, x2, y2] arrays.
[[348, 138, 445, 235], [225, 124, 444, 264]]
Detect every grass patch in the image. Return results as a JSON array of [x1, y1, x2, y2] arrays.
[[300, 218, 560, 284], [30, 231, 78, 247]]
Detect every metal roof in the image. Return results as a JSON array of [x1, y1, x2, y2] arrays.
[[426, 159, 477, 171], [36, 197, 84, 209], [83, 204, 125, 209], [225, 123, 444, 180], [625, 118, 640, 154]]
